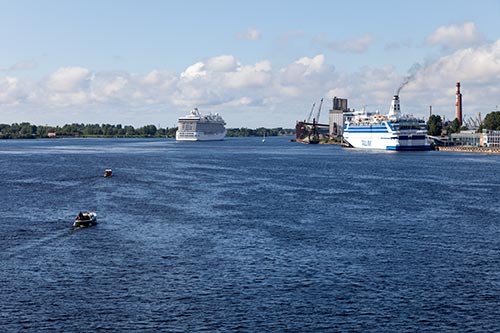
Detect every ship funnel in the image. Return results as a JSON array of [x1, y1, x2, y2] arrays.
[[389, 95, 401, 116]]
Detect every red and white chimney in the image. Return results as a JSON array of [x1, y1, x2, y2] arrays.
[[456, 82, 463, 125]]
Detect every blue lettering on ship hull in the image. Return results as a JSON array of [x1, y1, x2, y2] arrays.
[[361, 140, 372, 147]]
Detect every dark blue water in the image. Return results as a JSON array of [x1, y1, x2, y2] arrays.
[[1, 137, 500, 332]]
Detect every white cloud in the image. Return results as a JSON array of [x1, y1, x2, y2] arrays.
[[236, 28, 261, 41], [329, 34, 373, 53], [89, 73, 129, 101], [142, 70, 162, 85], [296, 55, 325, 75], [406, 38, 500, 118], [278, 54, 326, 87], [0, 77, 34, 105], [225, 60, 272, 89], [180, 62, 206, 80], [426, 21, 484, 50], [9, 60, 37, 71], [173, 58, 272, 107], [206, 55, 238, 72], [45, 67, 90, 92]]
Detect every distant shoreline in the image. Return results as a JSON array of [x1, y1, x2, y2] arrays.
[[0, 122, 294, 140]]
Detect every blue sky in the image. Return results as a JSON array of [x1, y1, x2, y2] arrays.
[[1, 0, 500, 127]]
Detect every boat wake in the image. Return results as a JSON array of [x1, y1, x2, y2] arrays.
[[2, 221, 76, 260]]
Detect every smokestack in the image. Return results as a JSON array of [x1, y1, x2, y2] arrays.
[[456, 82, 463, 125], [389, 95, 401, 116]]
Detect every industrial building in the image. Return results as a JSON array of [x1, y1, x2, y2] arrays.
[[482, 130, 500, 147], [448, 130, 500, 147], [449, 131, 482, 146], [329, 97, 349, 137]]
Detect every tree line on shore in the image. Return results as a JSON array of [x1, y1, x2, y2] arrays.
[[3, 111, 498, 139], [0, 122, 294, 139]]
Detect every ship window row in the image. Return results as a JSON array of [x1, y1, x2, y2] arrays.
[[179, 122, 224, 132]]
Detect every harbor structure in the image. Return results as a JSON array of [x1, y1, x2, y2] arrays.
[[329, 97, 349, 137], [295, 98, 329, 143], [443, 130, 500, 148], [483, 130, 500, 147]]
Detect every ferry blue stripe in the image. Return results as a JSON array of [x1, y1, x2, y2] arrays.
[[386, 145, 431, 151], [345, 130, 389, 133], [346, 126, 387, 129]]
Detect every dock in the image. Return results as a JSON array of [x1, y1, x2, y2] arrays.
[[435, 146, 500, 154]]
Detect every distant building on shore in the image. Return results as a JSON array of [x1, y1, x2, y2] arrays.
[[450, 130, 500, 147], [329, 97, 349, 137], [483, 130, 500, 147]]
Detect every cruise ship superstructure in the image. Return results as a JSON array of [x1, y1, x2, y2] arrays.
[[175, 108, 227, 141], [343, 95, 431, 150]]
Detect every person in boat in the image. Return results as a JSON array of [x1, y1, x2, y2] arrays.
[[76, 212, 90, 221]]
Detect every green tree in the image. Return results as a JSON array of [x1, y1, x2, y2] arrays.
[[124, 125, 135, 136], [450, 118, 461, 134], [166, 127, 177, 138], [427, 115, 443, 136], [482, 111, 500, 130]]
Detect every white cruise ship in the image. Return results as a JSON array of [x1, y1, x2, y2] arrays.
[[343, 95, 431, 150], [175, 108, 227, 141]]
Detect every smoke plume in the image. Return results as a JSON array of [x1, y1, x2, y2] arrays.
[[397, 63, 422, 95]]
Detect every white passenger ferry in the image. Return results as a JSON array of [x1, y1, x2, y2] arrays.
[[343, 95, 431, 150], [175, 108, 227, 141]]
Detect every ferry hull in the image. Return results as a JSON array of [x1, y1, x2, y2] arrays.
[[342, 95, 431, 151], [344, 133, 431, 151]]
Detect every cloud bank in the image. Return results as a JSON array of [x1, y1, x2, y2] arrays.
[[426, 21, 484, 50], [1, 37, 500, 127]]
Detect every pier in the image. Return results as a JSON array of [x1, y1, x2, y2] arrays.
[[435, 146, 500, 154]]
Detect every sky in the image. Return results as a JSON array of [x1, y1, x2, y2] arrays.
[[1, 0, 500, 128]]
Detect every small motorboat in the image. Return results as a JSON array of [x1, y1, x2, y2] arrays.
[[73, 211, 97, 228], [104, 169, 113, 177]]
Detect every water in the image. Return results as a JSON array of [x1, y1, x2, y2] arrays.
[[1, 137, 500, 332]]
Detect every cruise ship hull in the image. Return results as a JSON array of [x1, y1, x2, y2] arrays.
[[175, 108, 227, 142], [176, 130, 227, 141]]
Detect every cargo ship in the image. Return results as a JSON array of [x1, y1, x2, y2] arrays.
[[175, 108, 227, 141], [343, 95, 431, 150]]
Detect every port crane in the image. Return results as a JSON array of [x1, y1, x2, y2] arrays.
[[306, 103, 316, 123], [308, 98, 324, 144], [297, 98, 328, 144], [463, 112, 483, 130], [313, 98, 324, 124]]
